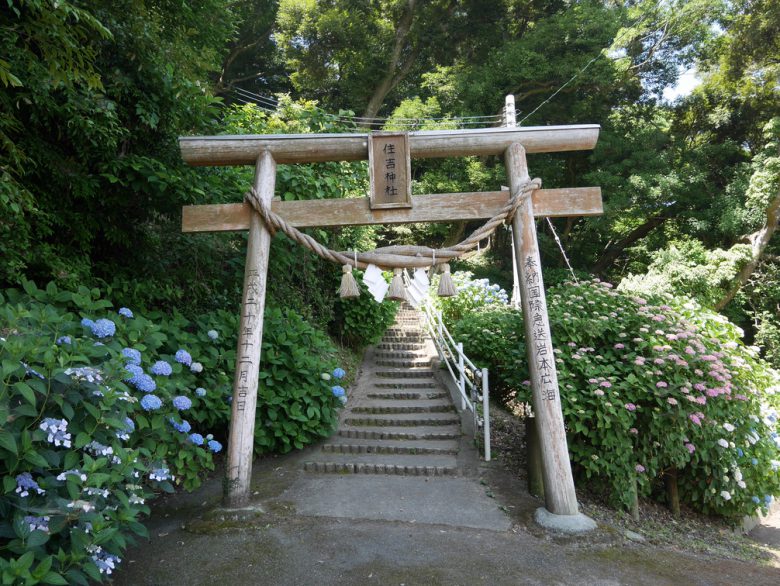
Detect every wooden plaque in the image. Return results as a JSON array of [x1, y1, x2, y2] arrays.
[[368, 132, 412, 209]]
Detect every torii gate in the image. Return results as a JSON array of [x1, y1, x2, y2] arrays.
[[179, 123, 602, 529]]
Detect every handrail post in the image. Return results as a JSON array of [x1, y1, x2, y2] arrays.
[[482, 368, 491, 461], [457, 342, 466, 411]]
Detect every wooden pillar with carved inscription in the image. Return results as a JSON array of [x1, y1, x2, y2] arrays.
[[505, 142, 579, 516], [224, 151, 276, 508]]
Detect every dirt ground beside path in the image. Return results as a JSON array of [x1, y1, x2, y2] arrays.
[[113, 442, 780, 586]]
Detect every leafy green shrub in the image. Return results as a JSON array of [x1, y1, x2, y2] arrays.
[[431, 271, 509, 327], [0, 282, 227, 584], [254, 307, 346, 453], [453, 279, 780, 518], [333, 275, 398, 348]]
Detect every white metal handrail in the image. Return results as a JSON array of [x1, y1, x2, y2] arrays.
[[419, 299, 491, 461]]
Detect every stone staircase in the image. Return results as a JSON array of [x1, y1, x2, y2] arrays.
[[303, 305, 463, 477]]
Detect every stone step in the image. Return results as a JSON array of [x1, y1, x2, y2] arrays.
[[321, 439, 458, 455], [375, 370, 436, 379], [374, 351, 427, 360], [383, 328, 424, 334], [375, 359, 432, 368], [381, 337, 426, 345], [344, 414, 460, 427], [374, 381, 438, 389], [338, 427, 461, 441], [376, 342, 425, 351], [303, 460, 457, 477], [366, 391, 448, 400], [351, 400, 455, 414]]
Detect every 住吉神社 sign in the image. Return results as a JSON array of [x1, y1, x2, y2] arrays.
[[368, 132, 412, 209]]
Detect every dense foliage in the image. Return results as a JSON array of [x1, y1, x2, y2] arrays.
[[453, 279, 780, 518], [0, 281, 348, 582]]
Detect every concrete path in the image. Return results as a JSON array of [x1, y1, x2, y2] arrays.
[[114, 309, 780, 585]]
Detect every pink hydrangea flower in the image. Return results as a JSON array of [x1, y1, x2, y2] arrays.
[[689, 414, 701, 425], [594, 389, 605, 396], [600, 381, 612, 388], [656, 381, 668, 388], [634, 357, 646, 365], [667, 397, 678, 405], [685, 443, 695, 454], [625, 403, 637, 411], [635, 464, 646, 473], [614, 343, 625, 350]]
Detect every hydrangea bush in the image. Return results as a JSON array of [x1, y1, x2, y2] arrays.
[[254, 307, 345, 453], [0, 282, 231, 583], [453, 279, 780, 518], [431, 271, 509, 327], [0, 281, 348, 583]]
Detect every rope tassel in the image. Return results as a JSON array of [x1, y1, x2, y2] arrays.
[[437, 263, 457, 297], [339, 264, 360, 299], [387, 268, 407, 301]]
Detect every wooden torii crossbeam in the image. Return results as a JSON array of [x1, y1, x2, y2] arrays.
[[179, 125, 602, 523]]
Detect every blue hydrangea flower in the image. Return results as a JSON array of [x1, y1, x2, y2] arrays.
[[140, 394, 162, 411], [149, 467, 173, 482], [24, 515, 50, 533], [190, 362, 203, 373], [116, 417, 135, 441], [175, 349, 192, 366], [88, 545, 121, 575], [208, 440, 223, 453], [56, 469, 87, 482], [81, 318, 95, 328], [15, 473, 45, 497], [122, 348, 142, 365], [172, 396, 192, 411], [118, 307, 134, 318], [169, 418, 191, 433], [90, 319, 116, 338], [331, 385, 345, 398], [133, 373, 156, 393], [151, 360, 172, 376], [737, 448, 744, 457], [752, 458, 759, 465], [123, 364, 144, 383], [752, 496, 761, 504], [189, 433, 204, 446], [195, 387, 207, 397], [207, 330, 218, 340], [39, 418, 71, 448], [56, 335, 72, 345], [332, 367, 346, 380]]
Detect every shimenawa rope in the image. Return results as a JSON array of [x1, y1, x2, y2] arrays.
[[243, 178, 541, 270]]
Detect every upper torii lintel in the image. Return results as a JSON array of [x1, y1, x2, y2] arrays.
[[178, 124, 600, 167]]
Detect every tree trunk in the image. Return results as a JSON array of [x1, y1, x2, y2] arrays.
[[360, 0, 418, 121], [715, 188, 780, 310], [592, 212, 670, 275]]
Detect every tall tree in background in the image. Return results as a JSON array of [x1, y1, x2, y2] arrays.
[[275, 0, 482, 118]]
